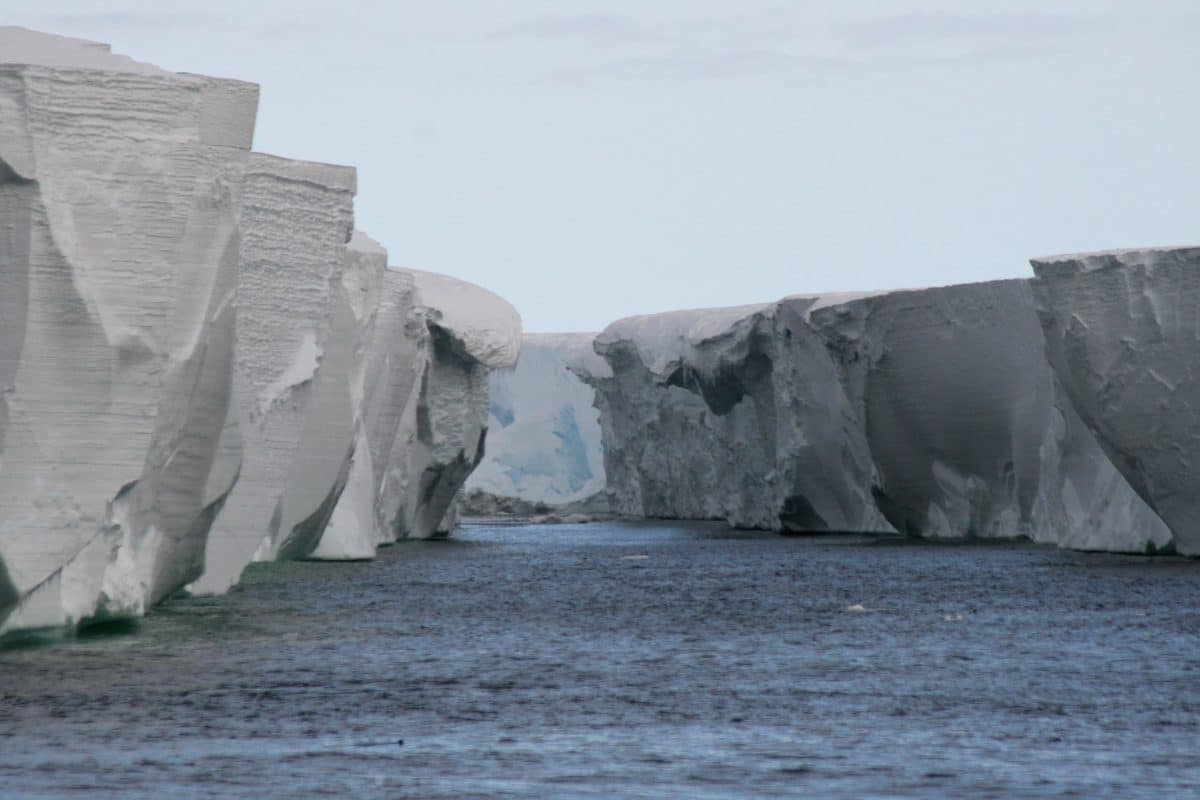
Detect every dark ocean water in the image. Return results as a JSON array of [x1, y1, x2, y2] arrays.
[[1, 521, 1198, 799]]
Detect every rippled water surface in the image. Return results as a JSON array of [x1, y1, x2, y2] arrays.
[[2, 521, 1199, 798]]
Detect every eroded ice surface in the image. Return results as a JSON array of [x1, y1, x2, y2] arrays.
[[375, 269, 522, 541], [189, 154, 355, 594], [309, 232, 388, 561], [0, 28, 258, 632], [583, 299, 893, 532], [0, 28, 530, 633], [584, 280, 1170, 552]]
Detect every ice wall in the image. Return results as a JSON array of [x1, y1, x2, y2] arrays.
[[809, 279, 1169, 547], [465, 333, 607, 506], [586, 280, 1170, 551], [1032, 247, 1200, 555], [190, 154, 356, 595], [0, 27, 528, 634], [309, 232, 388, 560], [0, 28, 258, 632], [582, 299, 893, 531]]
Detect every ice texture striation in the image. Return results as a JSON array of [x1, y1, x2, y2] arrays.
[[583, 280, 1170, 551], [465, 333, 607, 507], [1032, 247, 1200, 555], [0, 28, 525, 633], [0, 28, 258, 633], [188, 154, 355, 595]]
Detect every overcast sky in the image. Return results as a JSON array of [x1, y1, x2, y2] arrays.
[[4, 1, 1196, 331]]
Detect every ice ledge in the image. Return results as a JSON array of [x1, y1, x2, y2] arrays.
[[404, 268, 521, 369], [1032, 245, 1200, 273], [0, 26, 164, 73]]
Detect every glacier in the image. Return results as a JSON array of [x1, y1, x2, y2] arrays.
[[464, 333, 607, 510], [372, 269, 521, 542], [1032, 247, 1200, 555]]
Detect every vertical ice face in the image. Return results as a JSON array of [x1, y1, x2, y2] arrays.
[[0, 28, 258, 632], [314, 266, 523, 554], [465, 333, 607, 506], [586, 307, 760, 522], [812, 281, 1057, 539], [377, 269, 522, 540], [190, 154, 355, 595], [309, 232, 389, 560], [584, 279, 1168, 551], [358, 269, 423, 547], [764, 295, 892, 533], [1032, 247, 1200, 554], [810, 282, 1167, 549], [583, 299, 893, 531]]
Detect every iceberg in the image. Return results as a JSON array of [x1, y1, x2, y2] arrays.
[[308, 232, 389, 560], [581, 298, 892, 531]]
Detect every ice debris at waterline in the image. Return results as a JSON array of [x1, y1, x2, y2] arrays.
[[0, 28, 522, 634], [1032, 246, 1200, 556], [576, 278, 1173, 553]]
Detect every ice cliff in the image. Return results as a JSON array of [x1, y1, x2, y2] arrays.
[[464, 333, 607, 508], [1032, 247, 1200, 556], [0, 28, 258, 632], [582, 280, 1171, 551], [189, 155, 357, 595], [0, 29, 523, 633], [370, 270, 521, 544]]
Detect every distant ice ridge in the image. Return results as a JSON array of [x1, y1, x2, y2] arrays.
[[0, 28, 522, 634], [578, 280, 1171, 552], [1032, 246, 1200, 556], [464, 333, 607, 508]]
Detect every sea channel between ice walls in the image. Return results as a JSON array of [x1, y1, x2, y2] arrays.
[[1, 27, 1196, 640]]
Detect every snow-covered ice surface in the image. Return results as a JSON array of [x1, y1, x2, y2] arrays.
[[1032, 246, 1200, 555], [0, 28, 258, 632], [584, 280, 1170, 552], [466, 333, 606, 506]]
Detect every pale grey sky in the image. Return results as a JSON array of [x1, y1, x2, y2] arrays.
[[4, 1, 1196, 331]]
